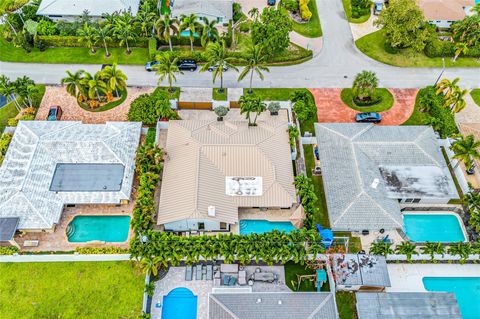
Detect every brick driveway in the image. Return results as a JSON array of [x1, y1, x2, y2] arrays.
[[309, 88, 418, 125], [36, 86, 154, 124]]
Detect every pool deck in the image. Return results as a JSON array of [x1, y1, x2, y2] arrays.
[[151, 266, 290, 319], [386, 263, 480, 293]]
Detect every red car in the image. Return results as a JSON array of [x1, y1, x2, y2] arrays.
[[47, 106, 63, 121]]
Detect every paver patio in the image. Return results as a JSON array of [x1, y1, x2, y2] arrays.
[[35, 86, 154, 123], [310, 88, 417, 125]]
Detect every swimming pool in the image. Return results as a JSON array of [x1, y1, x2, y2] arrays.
[[162, 287, 197, 319], [180, 30, 199, 38], [239, 219, 296, 235], [423, 277, 480, 319], [403, 213, 466, 242], [67, 215, 131, 242]]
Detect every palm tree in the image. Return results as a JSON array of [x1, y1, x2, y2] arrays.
[[94, 25, 112, 57], [61, 70, 85, 97], [155, 53, 182, 92], [140, 256, 162, 276], [100, 63, 127, 97], [200, 41, 238, 92], [450, 134, 480, 170], [135, 5, 156, 37], [180, 14, 201, 52], [239, 94, 266, 126], [446, 87, 468, 113], [77, 22, 97, 53], [395, 241, 418, 262], [464, 191, 480, 212], [200, 18, 219, 47], [421, 242, 445, 262], [369, 242, 394, 257], [238, 44, 269, 94], [453, 42, 468, 62], [352, 70, 378, 101], [113, 13, 138, 54], [87, 73, 107, 101], [249, 7, 260, 22], [448, 243, 472, 264], [155, 16, 179, 52], [435, 77, 460, 99]]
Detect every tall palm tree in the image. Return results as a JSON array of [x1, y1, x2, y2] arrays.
[[421, 242, 445, 262], [200, 41, 238, 92], [369, 242, 394, 257], [94, 25, 112, 57], [395, 242, 418, 262], [239, 94, 266, 126], [435, 77, 460, 99], [446, 87, 468, 113], [200, 18, 219, 47], [448, 243, 472, 264], [463, 191, 480, 212], [180, 14, 201, 52], [87, 73, 107, 101], [238, 44, 269, 94], [140, 256, 162, 276], [61, 70, 85, 97], [100, 64, 128, 97], [453, 42, 468, 62], [155, 53, 182, 92], [155, 16, 179, 52], [249, 7, 260, 22], [450, 134, 480, 170], [352, 70, 378, 101], [77, 22, 97, 53], [135, 4, 156, 37], [113, 13, 138, 54]]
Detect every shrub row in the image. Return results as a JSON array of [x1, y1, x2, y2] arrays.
[[0, 133, 13, 166], [294, 175, 318, 229], [0, 246, 19, 255], [37, 35, 149, 48], [417, 86, 457, 138], [424, 38, 480, 58], [75, 247, 129, 254]]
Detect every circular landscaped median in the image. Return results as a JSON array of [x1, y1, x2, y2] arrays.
[[340, 88, 394, 113]]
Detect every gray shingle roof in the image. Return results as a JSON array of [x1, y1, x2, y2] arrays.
[[356, 292, 462, 318], [0, 217, 19, 241], [333, 254, 390, 287], [37, 0, 141, 17], [314, 123, 458, 231], [0, 121, 141, 230], [209, 292, 338, 319], [171, 0, 233, 20]]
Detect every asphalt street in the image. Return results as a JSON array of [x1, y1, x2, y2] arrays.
[[0, 0, 479, 88]]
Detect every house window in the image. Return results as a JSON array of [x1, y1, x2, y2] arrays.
[[404, 199, 414, 203], [412, 199, 421, 203], [220, 222, 227, 230], [198, 222, 205, 230], [217, 17, 223, 23]]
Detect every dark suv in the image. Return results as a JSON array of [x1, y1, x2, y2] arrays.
[[177, 60, 197, 71]]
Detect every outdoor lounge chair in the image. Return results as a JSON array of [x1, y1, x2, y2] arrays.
[[196, 265, 203, 280], [252, 272, 277, 283], [223, 275, 232, 285], [238, 270, 247, 285], [185, 265, 193, 281], [206, 265, 213, 280], [228, 276, 237, 286]]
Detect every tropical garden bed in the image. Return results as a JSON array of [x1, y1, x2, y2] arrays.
[[340, 88, 394, 112], [290, 0, 323, 38], [471, 89, 480, 107], [341, 0, 371, 24], [78, 89, 127, 112]]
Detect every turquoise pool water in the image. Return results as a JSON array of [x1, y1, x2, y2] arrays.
[[423, 277, 480, 319], [67, 215, 131, 242], [180, 30, 199, 38], [239, 220, 296, 235], [162, 287, 197, 319], [403, 214, 465, 242]]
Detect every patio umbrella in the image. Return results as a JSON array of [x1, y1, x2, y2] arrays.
[[290, 204, 305, 229]]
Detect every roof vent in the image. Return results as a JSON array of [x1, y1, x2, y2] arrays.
[[208, 206, 216, 217], [370, 178, 380, 189], [256, 298, 262, 304]]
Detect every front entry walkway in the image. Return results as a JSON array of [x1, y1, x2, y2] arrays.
[[310, 88, 417, 125]]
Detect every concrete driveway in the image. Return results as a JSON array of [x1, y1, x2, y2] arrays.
[[235, 0, 269, 16]]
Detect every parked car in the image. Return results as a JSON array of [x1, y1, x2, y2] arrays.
[[207, 63, 228, 72], [268, 0, 276, 5], [355, 112, 382, 123], [177, 60, 198, 71], [145, 61, 160, 72], [47, 106, 63, 121]]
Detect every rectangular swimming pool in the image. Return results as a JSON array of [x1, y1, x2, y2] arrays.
[[423, 277, 480, 319], [239, 220, 296, 235], [67, 215, 131, 243], [403, 213, 465, 242]]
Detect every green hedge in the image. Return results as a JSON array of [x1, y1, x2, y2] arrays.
[[37, 35, 149, 48], [0, 246, 19, 255], [418, 86, 458, 138], [424, 38, 480, 58], [148, 38, 157, 59], [75, 247, 129, 254]]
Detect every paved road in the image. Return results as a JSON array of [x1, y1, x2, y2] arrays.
[[0, 0, 479, 88]]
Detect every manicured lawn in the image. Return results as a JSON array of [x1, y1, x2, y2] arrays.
[[285, 261, 317, 291], [0, 261, 145, 319], [336, 292, 358, 319], [79, 90, 127, 112], [0, 101, 19, 132], [213, 88, 228, 101], [0, 34, 149, 65], [334, 232, 362, 253], [291, 0, 323, 38], [340, 88, 394, 112], [244, 88, 298, 101], [401, 90, 428, 125], [156, 86, 180, 99], [341, 0, 371, 23], [471, 89, 480, 107], [303, 144, 330, 227], [356, 30, 480, 67]]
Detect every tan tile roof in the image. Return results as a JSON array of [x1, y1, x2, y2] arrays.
[[157, 119, 297, 225], [417, 0, 474, 21]]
